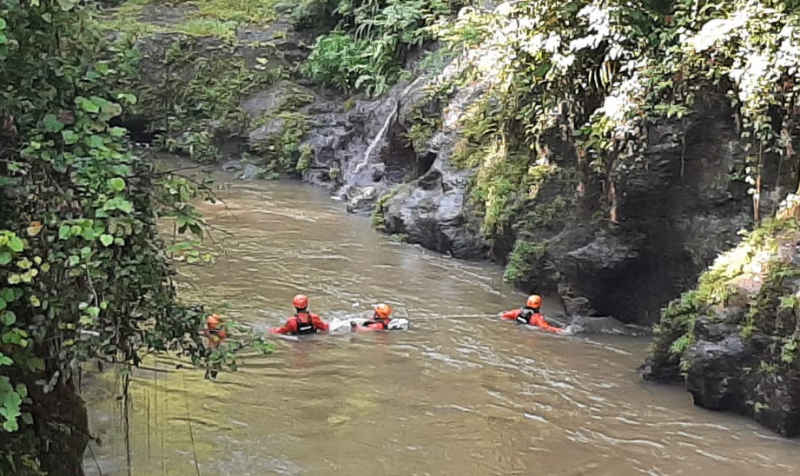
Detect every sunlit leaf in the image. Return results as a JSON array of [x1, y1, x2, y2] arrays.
[[7, 236, 23, 253], [107, 177, 125, 192]]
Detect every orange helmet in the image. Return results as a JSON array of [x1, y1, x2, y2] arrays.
[[526, 295, 542, 308], [374, 303, 392, 319], [293, 294, 309, 309], [206, 314, 222, 330]]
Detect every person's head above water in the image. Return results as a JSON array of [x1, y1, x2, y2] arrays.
[[374, 303, 392, 320], [526, 294, 542, 309], [206, 314, 222, 330], [293, 294, 309, 311]]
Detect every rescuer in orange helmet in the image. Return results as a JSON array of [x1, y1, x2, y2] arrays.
[[270, 294, 329, 335], [204, 314, 228, 349], [352, 303, 394, 331], [501, 295, 563, 334]]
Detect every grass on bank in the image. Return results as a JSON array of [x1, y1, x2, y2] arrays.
[[98, 0, 280, 40]]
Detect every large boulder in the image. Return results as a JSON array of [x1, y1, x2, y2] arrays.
[[380, 77, 489, 258], [643, 215, 800, 436]]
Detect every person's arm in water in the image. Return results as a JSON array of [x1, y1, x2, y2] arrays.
[[529, 313, 563, 333], [501, 309, 521, 320], [311, 313, 329, 332], [270, 317, 298, 335], [355, 320, 386, 332]]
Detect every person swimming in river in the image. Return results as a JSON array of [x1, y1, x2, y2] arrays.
[[351, 303, 395, 331], [270, 294, 329, 335], [203, 314, 228, 349], [203, 314, 228, 379], [501, 295, 564, 334]]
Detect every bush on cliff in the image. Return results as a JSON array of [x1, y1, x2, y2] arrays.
[[300, 0, 460, 95]]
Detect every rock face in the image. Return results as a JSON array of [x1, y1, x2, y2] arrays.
[[381, 79, 489, 258], [378, 87, 763, 323], [642, 215, 800, 436]]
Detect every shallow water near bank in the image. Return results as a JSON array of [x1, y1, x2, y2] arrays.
[[83, 166, 799, 476]]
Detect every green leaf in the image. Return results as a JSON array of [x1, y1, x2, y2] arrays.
[[0, 18, 6, 30], [116, 93, 138, 105], [0, 297, 5, 311], [100, 234, 114, 247], [0, 353, 12, 366], [57, 0, 77, 11], [109, 127, 127, 138], [87, 306, 100, 318], [103, 197, 134, 214], [87, 135, 104, 149], [62, 130, 79, 145], [1, 311, 15, 325], [68, 255, 79, 267], [26, 358, 44, 372], [95, 62, 111, 75], [77, 96, 100, 113], [0, 252, 10, 265], [0, 288, 17, 302], [7, 236, 23, 253], [59, 224, 71, 240], [108, 177, 125, 192], [43, 114, 64, 132]]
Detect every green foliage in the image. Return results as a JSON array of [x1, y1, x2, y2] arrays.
[[669, 334, 691, 355], [276, 112, 311, 173], [0, 1, 271, 470], [503, 240, 548, 284], [194, 0, 279, 24], [175, 18, 238, 41], [651, 216, 800, 379], [371, 189, 397, 231], [142, 37, 284, 162], [304, 32, 376, 92], [781, 338, 798, 364], [296, 143, 314, 173], [302, 0, 459, 95], [99, 0, 279, 38]]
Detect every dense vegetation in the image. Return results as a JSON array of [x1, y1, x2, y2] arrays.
[[291, 0, 800, 284], [299, 0, 462, 96], [0, 1, 270, 473]]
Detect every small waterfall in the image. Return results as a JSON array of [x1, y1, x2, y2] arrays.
[[353, 98, 398, 176]]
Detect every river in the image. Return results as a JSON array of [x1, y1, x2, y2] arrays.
[[83, 167, 799, 476]]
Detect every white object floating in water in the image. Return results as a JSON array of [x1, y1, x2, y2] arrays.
[[387, 318, 409, 330], [328, 317, 409, 334]]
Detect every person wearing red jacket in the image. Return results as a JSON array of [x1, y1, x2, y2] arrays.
[[270, 294, 329, 335], [352, 303, 393, 331], [203, 314, 228, 349], [203, 314, 228, 379], [501, 294, 563, 334]]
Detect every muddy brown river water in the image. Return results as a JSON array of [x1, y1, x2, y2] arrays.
[[83, 170, 799, 476]]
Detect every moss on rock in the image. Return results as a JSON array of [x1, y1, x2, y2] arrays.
[[643, 215, 800, 436]]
